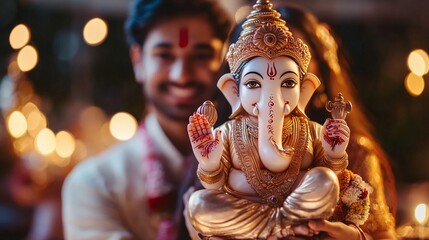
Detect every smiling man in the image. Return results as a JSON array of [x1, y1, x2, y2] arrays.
[[61, 0, 232, 239]]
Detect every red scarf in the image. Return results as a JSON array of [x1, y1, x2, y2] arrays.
[[141, 125, 178, 239]]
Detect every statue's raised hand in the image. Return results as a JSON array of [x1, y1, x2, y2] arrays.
[[321, 118, 350, 158], [187, 113, 223, 171]]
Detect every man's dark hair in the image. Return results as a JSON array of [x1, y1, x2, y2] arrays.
[[125, 0, 232, 46]]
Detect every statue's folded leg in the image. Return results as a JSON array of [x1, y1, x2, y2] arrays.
[[281, 166, 340, 222], [187, 167, 339, 238], [188, 189, 281, 239]]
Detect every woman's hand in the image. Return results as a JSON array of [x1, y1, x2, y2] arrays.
[[308, 220, 362, 240], [183, 187, 200, 240]]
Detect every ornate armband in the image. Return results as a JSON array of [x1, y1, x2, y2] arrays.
[[197, 165, 223, 184], [322, 153, 348, 172]]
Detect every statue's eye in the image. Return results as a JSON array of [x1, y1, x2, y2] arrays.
[[281, 79, 297, 88], [244, 80, 261, 89]]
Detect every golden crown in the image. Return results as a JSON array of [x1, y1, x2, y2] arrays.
[[226, 0, 311, 73]]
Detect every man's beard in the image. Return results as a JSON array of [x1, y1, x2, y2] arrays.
[[149, 97, 202, 123]]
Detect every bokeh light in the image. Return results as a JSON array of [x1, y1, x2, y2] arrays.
[[405, 73, 425, 96], [21, 102, 38, 116], [235, 6, 251, 23], [407, 49, 429, 77], [7, 111, 27, 138], [26, 109, 47, 138], [73, 140, 88, 162], [79, 105, 106, 129], [13, 135, 33, 154], [9, 24, 30, 49], [55, 131, 76, 158], [35, 128, 56, 155], [109, 112, 138, 141], [51, 156, 71, 167], [100, 122, 115, 147], [17, 45, 38, 72], [21, 102, 47, 137], [415, 203, 428, 225], [83, 18, 108, 46]]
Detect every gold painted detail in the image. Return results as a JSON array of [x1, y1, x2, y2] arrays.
[[197, 165, 223, 184], [322, 153, 349, 172], [233, 116, 309, 207], [226, 0, 311, 73]]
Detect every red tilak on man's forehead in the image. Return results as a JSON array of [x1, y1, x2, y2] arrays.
[[179, 27, 189, 48]]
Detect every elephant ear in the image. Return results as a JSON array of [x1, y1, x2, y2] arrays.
[[217, 73, 242, 118], [298, 73, 321, 117]]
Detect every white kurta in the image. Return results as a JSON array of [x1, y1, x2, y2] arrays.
[[62, 114, 185, 240]]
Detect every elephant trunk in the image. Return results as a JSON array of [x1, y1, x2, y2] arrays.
[[255, 93, 293, 173]]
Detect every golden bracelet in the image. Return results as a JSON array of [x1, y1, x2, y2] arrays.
[[323, 153, 349, 172], [197, 165, 223, 184]]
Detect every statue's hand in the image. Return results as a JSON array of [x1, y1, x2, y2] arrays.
[[322, 118, 350, 158], [187, 113, 223, 170]]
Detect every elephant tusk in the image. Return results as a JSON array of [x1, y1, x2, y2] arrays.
[[270, 138, 295, 157], [284, 102, 291, 115], [253, 104, 259, 116]]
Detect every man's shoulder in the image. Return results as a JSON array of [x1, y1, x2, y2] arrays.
[[65, 129, 145, 185]]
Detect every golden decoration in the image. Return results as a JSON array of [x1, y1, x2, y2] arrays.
[[197, 165, 224, 184], [226, 0, 311, 73], [326, 93, 352, 120], [197, 100, 218, 126], [322, 153, 349, 173], [233, 116, 309, 207]]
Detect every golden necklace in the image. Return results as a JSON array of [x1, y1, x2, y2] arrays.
[[233, 115, 309, 207]]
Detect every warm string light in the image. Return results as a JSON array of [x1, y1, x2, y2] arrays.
[[405, 49, 429, 97], [7, 110, 27, 138], [17, 45, 38, 72], [83, 18, 108, 46], [414, 203, 429, 239], [9, 24, 30, 50], [109, 112, 138, 141], [9, 17, 110, 74], [415, 203, 429, 225], [408, 50, 429, 77], [5, 99, 137, 166], [5, 17, 112, 168], [3, 17, 125, 193]]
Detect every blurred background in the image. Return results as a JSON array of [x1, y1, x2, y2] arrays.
[[0, 0, 428, 239]]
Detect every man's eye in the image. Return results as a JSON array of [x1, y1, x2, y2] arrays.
[[244, 80, 261, 89], [193, 52, 214, 61], [154, 51, 174, 61], [282, 79, 297, 88]]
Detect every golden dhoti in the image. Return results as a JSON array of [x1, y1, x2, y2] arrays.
[[188, 167, 339, 239]]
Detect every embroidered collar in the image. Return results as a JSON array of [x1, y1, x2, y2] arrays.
[[145, 114, 185, 177]]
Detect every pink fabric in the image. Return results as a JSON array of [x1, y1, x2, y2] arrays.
[[156, 219, 178, 240], [141, 125, 178, 239]]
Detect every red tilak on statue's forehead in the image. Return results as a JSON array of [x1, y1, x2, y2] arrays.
[[267, 62, 277, 80]]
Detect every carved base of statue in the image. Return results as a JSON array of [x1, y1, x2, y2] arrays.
[[188, 167, 339, 239]]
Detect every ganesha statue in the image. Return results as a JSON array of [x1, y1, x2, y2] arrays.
[[186, 0, 352, 239]]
